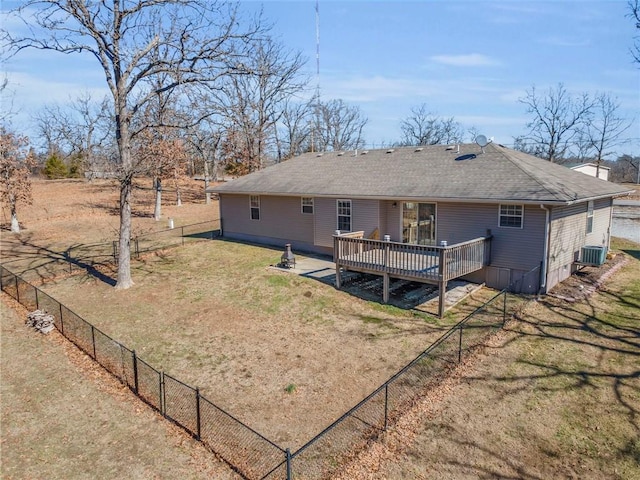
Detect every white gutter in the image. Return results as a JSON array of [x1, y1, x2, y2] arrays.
[[540, 204, 550, 291]]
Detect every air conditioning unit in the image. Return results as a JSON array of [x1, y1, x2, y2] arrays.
[[580, 246, 606, 266]]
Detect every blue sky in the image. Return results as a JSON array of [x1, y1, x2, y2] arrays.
[[2, 0, 639, 156]]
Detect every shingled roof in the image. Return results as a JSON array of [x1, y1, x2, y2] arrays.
[[212, 143, 632, 204]]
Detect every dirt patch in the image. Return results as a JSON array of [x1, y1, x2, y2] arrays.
[[548, 251, 629, 302]]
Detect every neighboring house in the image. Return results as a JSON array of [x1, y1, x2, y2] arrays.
[[569, 162, 610, 181], [210, 143, 632, 310]]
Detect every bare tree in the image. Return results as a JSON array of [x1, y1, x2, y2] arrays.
[[0, 77, 15, 125], [0, 128, 35, 233], [33, 92, 113, 177], [276, 99, 314, 161], [311, 99, 367, 152], [4, 0, 262, 288], [518, 83, 595, 162], [629, 0, 640, 64], [397, 103, 464, 146], [218, 37, 307, 172], [613, 154, 640, 183], [579, 93, 632, 175], [185, 118, 223, 204]]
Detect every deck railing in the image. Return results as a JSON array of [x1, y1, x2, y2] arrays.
[[334, 233, 492, 283]]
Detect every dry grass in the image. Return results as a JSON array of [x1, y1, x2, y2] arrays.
[[1, 177, 497, 451], [337, 237, 640, 480], [0, 295, 241, 480]]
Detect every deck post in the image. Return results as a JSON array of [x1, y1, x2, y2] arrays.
[[383, 273, 390, 303], [334, 233, 342, 289], [382, 236, 391, 303], [438, 245, 448, 317], [438, 279, 447, 317]]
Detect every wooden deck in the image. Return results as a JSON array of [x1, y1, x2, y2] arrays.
[[334, 232, 492, 316]]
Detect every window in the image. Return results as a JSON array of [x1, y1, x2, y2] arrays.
[[499, 204, 523, 228], [301, 197, 314, 214], [586, 200, 594, 234], [250, 195, 260, 220], [337, 200, 352, 232]]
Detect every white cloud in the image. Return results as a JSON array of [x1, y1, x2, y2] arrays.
[[430, 54, 501, 67]]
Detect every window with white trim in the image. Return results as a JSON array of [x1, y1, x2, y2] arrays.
[[337, 199, 352, 232], [586, 200, 594, 234], [250, 195, 260, 220], [301, 197, 314, 214], [499, 204, 523, 228]]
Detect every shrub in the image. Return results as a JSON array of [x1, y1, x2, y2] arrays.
[[43, 154, 69, 179]]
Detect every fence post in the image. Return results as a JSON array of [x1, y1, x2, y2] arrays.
[[15, 276, 20, 304], [195, 387, 201, 441], [502, 291, 507, 324], [384, 383, 389, 431], [286, 448, 292, 480], [132, 350, 139, 394], [161, 372, 166, 416], [181, 226, 185, 246], [458, 326, 463, 363], [59, 303, 64, 335], [113, 241, 118, 264], [35, 288, 39, 310], [91, 325, 97, 359], [135, 238, 140, 259]]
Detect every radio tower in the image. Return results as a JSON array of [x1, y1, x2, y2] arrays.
[[312, 0, 320, 153], [315, 0, 320, 100]]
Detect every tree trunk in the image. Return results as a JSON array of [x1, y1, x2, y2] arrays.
[[116, 176, 134, 289], [10, 200, 20, 233], [176, 181, 182, 206], [154, 177, 162, 221], [203, 158, 211, 205], [115, 100, 134, 290]]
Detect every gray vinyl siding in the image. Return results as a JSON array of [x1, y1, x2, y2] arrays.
[[585, 198, 612, 248], [314, 198, 381, 247], [384, 200, 401, 241], [314, 197, 337, 248], [437, 203, 545, 271], [220, 193, 314, 248], [547, 203, 585, 289], [353, 199, 380, 238], [546, 199, 612, 290], [549, 203, 587, 270]]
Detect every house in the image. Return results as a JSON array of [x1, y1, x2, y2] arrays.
[[210, 143, 632, 313], [569, 162, 610, 181]]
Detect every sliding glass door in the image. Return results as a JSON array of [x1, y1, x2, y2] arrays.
[[402, 202, 436, 245]]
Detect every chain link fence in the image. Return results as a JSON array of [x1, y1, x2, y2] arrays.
[[6, 221, 220, 282], [0, 264, 287, 479], [1, 262, 533, 480]]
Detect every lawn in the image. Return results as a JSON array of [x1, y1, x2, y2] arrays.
[[30, 238, 494, 449], [1, 178, 497, 451], [337, 237, 640, 480]]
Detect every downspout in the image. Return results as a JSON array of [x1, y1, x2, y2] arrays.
[[539, 204, 550, 292]]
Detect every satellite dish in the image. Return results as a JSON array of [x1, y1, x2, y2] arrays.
[[475, 134, 488, 147]]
